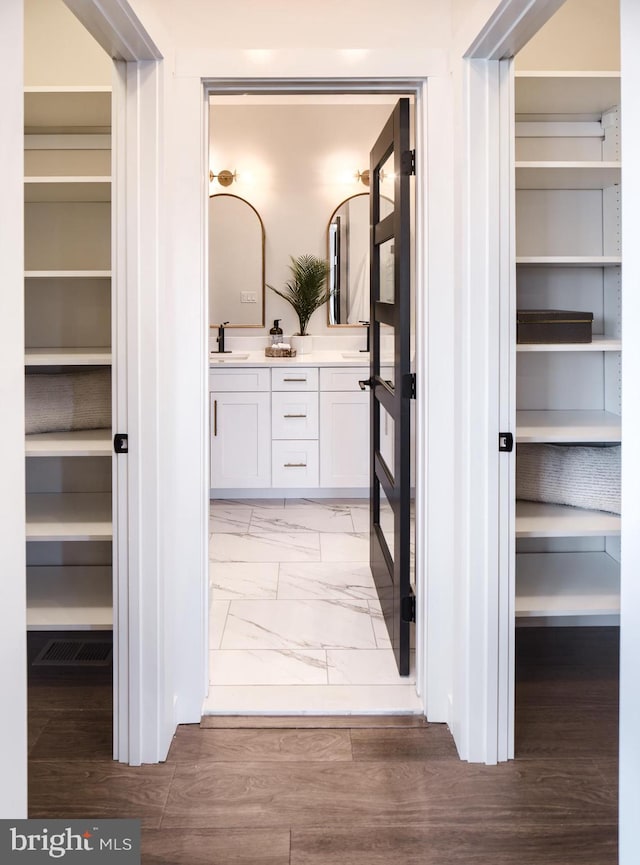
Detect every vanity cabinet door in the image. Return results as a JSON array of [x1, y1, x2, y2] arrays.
[[319, 391, 369, 488], [210, 392, 271, 489]]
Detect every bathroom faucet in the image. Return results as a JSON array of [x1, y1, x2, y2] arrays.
[[359, 320, 370, 353], [217, 321, 231, 353]]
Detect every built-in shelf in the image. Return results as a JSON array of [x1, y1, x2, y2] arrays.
[[24, 177, 111, 202], [26, 493, 112, 542], [516, 500, 620, 538], [514, 72, 621, 117], [25, 347, 112, 366], [517, 335, 621, 353], [25, 429, 112, 457], [26, 566, 112, 630], [516, 410, 621, 443], [516, 256, 621, 267], [24, 87, 112, 132], [515, 551, 620, 617], [515, 161, 621, 190], [25, 270, 111, 279]]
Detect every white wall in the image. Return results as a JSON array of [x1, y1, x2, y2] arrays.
[[0, 0, 27, 819], [209, 100, 395, 337]]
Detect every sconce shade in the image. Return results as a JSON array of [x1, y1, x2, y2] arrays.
[[356, 169, 370, 187]]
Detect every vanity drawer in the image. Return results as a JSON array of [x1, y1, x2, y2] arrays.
[[209, 367, 270, 393], [271, 367, 318, 391], [271, 391, 319, 440], [320, 367, 369, 392], [272, 440, 319, 487]]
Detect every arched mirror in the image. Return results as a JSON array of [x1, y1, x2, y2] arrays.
[[327, 192, 393, 326], [209, 193, 265, 328]]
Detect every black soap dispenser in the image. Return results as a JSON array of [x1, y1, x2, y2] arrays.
[[270, 319, 283, 345]]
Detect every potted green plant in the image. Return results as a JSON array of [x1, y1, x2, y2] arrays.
[[268, 254, 331, 355]]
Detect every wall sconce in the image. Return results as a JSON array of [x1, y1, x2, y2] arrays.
[[356, 169, 370, 187], [209, 169, 237, 187]]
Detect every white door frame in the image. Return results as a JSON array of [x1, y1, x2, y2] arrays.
[[204, 77, 452, 720]]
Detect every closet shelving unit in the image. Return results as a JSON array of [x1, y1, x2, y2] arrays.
[[514, 70, 621, 621], [24, 85, 113, 632]]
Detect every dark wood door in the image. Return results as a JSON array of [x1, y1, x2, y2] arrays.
[[363, 98, 414, 675]]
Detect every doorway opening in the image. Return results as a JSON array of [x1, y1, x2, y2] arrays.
[[204, 86, 421, 715]]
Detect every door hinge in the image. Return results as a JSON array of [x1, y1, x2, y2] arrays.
[[402, 149, 416, 176], [401, 593, 416, 623], [499, 432, 514, 453], [114, 433, 129, 454], [403, 373, 416, 399]]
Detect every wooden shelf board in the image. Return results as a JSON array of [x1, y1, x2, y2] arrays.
[[24, 87, 111, 132], [514, 72, 621, 116], [25, 270, 111, 279], [26, 429, 112, 457], [25, 347, 112, 366], [516, 162, 621, 190], [26, 493, 112, 541], [516, 551, 620, 617], [516, 410, 621, 443], [27, 565, 112, 630], [25, 177, 111, 202], [516, 256, 621, 267], [516, 500, 620, 538], [517, 335, 621, 353]]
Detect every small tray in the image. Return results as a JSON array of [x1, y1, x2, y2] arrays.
[[516, 309, 593, 344], [265, 346, 297, 357]]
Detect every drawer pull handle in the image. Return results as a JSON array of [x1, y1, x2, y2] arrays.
[[283, 377, 307, 382], [284, 413, 307, 418], [213, 399, 218, 436], [284, 462, 307, 468]]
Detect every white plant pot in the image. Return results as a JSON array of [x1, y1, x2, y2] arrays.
[[291, 334, 312, 355]]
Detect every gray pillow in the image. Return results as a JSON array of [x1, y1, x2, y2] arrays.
[[25, 369, 111, 434], [517, 443, 620, 515]]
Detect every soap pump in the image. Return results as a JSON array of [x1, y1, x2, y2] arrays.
[[270, 319, 283, 345]]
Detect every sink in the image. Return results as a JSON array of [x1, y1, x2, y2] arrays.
[[209, 352, 250, 362], [341, 351, 369, 359]]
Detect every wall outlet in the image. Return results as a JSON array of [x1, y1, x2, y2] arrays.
[[240, 291, 257, 303]]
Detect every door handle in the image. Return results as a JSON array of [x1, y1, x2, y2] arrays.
[[359, 378, 375, 391], [213, 399, 218, 436], [284, 377, 307, 382], [284, 462, 307, 468], [284, 413, 307, 418]]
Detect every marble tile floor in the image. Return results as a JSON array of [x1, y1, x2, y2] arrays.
[[205, 497, 421, 715]]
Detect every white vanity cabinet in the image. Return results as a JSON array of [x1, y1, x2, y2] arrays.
[[209, 360, 371, 495], [319, 367, 370, 488], [209, 368, 271, 489]]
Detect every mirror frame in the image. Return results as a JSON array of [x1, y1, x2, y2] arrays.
[[326, 192, 369, 328], [209, 192, 266, 329]]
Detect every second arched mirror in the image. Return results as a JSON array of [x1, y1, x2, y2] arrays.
[[209, 193, 265, 328], [327, 193, 393, 326]]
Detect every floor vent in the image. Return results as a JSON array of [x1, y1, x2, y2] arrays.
[[32, 639, 113, 667]]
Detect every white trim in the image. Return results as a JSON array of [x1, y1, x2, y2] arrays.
[[465, 0, 565, 60], [0, 0, 27, 818], [204, 77, 447, 719], [64, 0, 162, 62]]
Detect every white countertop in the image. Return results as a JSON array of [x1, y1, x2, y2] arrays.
[[209, 350, 371, 368]]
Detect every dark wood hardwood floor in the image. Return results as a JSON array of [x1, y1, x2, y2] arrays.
[[27, 627, 619, 864]]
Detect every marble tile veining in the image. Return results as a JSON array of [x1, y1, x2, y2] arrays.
[[210, 562, 279, 600], [319, 533, 370, 562], [210, 649, 328, 686], [204, 684, 423, 714], [210, 532, 321, 563], [220, 599, 377, 651], [277, 562, 375, 600], [250, 507, 354, 534], [327, 649, 416, 685], [209, 601, 231, 651]]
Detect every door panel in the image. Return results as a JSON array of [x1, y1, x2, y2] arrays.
[[367, 98, 414, 675]]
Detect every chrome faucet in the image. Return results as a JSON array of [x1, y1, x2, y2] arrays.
[[359, 320, 370, 353], [217, 321, 230, 353]]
